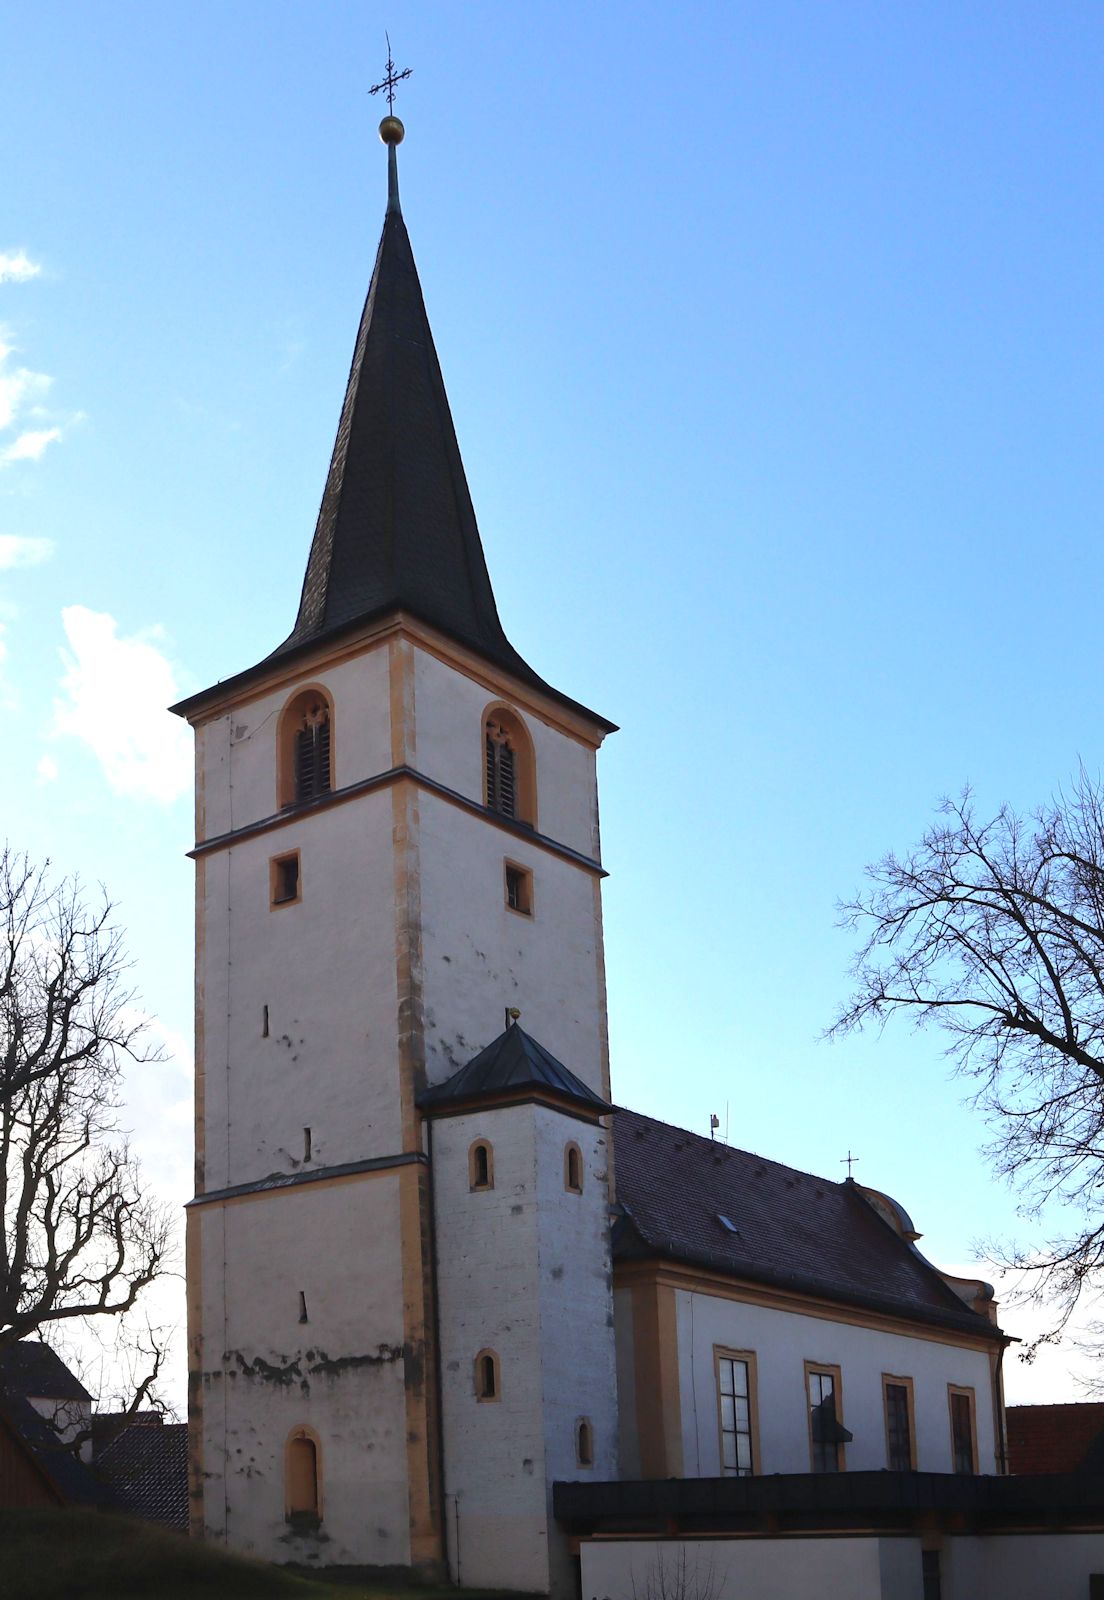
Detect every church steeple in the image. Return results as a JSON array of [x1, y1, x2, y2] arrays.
[[272, 117, 592, 716]]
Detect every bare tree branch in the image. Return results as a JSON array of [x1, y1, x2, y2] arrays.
[[0, 847, 172, 1362], [829, 772, 1104, 1347]]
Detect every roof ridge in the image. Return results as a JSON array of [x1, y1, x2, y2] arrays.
[[613, 1104, 848, 1191]]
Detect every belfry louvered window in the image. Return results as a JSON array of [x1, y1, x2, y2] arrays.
[[295, 701, 332, 803], [485, 720, 517, 817]]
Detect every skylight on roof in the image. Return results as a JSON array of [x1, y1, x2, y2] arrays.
[[717, 1214, 739, 1234]]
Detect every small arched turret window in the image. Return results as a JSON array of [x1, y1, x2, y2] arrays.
[[279, 688, 333, 809], [285, 1426, 322, 1522], [475, 1349, 500, 1401], [565, 1142, 583, 1194], [576, 1418, 594, 1467], [483, 706, 535, 825], [469, 1140, 494, 1191]]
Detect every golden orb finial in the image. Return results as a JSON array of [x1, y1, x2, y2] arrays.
[[379, 115, 405, 146]]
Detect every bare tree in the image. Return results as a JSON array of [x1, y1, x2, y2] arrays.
[[829, 773, 1104, 1349], [0, 847, 171, 1360], [629, 1547, 722, 1600]]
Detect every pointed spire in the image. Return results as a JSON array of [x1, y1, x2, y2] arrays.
[[271, 116, 585, 712]]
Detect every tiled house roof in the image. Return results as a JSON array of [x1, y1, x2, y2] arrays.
[[1007, 1404, 1104, 1475], [612, 1108, 1003, 1338], [0, 1342, 91, 1402], [96, 1418, 189, 1530]]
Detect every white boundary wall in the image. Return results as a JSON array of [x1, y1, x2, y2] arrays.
[[580, 1533, 1104, 1600]]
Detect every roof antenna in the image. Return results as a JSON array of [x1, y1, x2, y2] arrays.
[[370, 33, 412, 212], [709, 1113, 720, 1140]]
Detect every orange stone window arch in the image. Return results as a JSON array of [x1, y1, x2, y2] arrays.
[[285, 1425, 323, 1521], [483, 704, 536, 826], [278, 686, 334, 809]]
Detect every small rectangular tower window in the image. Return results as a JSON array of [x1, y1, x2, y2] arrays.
[[271, 851, 301, 907], [504, 861, 532, 916], [298, 1290, 309, 1324]]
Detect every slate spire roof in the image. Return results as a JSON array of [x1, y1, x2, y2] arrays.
[[172, 128, 614, 730], [266, 137, 611, 729], [418, 1022, 610, 1116]]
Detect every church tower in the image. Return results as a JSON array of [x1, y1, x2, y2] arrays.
[[173, 115, 617, 1590]]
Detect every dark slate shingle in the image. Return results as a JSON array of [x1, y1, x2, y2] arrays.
[[96, 1419, 189, 1531], [612, 1108, 1003, 1337], [0, 1341, 92, 1402], [419, 1023, 610, 1114]]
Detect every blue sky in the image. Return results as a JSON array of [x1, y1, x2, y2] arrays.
[[2, 1, 1101, 1404]]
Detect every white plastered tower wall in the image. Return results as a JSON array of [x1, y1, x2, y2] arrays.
[[432, 1103, 618, 1595], [182, 616, 616, 1581]]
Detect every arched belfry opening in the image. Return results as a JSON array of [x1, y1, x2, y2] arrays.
[[278, 687, 333, 808], [483, 705, 535, 825]]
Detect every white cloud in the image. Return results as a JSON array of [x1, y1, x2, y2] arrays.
[[0, 534, 53, 569], [53, 606, 193, 803], [0, 356, 51, 431], [0, 426, 61, 464], [36, 754, 58, 783], [0, 251, 41, 285]]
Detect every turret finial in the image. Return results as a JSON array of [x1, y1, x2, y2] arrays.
[[370, 35, 411, 214]]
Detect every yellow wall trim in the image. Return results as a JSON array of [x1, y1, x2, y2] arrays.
[[615, 1259, 1002, 1352], [175, 613, 613, 748]]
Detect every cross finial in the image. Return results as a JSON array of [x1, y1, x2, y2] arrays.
[[370, 32, 412, 114], [841, 1150, 859, 1179]]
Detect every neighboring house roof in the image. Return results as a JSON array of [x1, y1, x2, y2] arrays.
[[418, 1023, 611, 1119], [0, 1391, 104, 1508], [611, 1109, 1003, 1339], [95, 1417, 189, 1530], [0, 1341, 91, 1402], [171, 148, 614, 735], [1007, 1404, 1104, 1475]]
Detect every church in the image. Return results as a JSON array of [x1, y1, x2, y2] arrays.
[[171, 115, 1104, 1600]]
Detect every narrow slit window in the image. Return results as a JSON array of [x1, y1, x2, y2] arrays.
[[262, 1004, 270, 1038], [470, 1141, 493, 1191], [565, 1142, 583, 1194], [298, 1290, 309, 1324], [271, 852, 300, 907], [576, 1418, 594, 1467], [475, 1350, 499, 1401], [303, 1128, 312, 1163]]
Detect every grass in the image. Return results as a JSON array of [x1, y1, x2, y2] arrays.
[[0, 1508, 440, 1600]]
